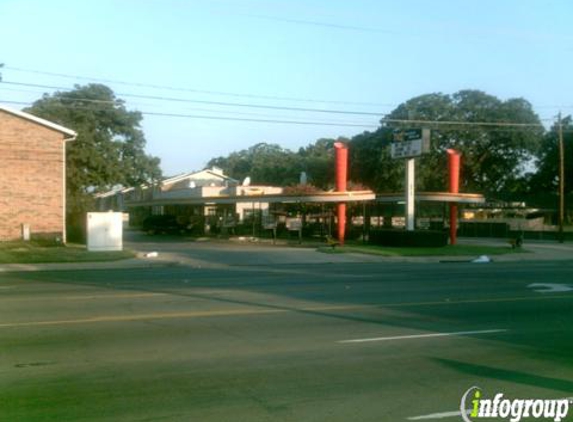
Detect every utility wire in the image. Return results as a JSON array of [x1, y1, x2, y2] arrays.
[[4, 65, 395, 107], [2, 80, 390, 117], [0, 95, 379, 125], [5, 66, 573, 112], [0, 85, 558, 124], [2, 98, 556, 132], [1, 80, 552, 128], [142, 111, 377, 128], [0, 100, 378, 128], [237, 13, 395, 34]]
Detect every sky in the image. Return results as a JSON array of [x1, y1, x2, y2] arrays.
[[1, 0, 572, 177]]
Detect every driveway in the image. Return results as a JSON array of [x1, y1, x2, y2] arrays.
[[125, 231, 386, 267], [126, 231, 573, 268]]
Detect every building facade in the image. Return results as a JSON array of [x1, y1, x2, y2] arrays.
[[96, 167, 285, 229], [0, 106, 76, 242]]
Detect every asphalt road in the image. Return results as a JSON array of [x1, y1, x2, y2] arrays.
[[1, 259, 573, 421]]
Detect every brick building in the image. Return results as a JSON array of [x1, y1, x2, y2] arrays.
[[0, 105, 76, 242]]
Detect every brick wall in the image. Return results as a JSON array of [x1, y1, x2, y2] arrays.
[[0, 111, 66, 241]]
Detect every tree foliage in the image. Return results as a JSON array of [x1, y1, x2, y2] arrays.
[[296, 138, 336, 189], [209, 90, 547, 198], [350, 90, 544, 195], [348, 128, 402, 193], [530, 115, 573, 194], [208, 143, 301, 186], [26, 84, 161, 213]]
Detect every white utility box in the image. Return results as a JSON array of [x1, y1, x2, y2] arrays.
[[87, 212, 123, 251]]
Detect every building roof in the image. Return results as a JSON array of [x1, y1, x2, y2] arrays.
[[376, 192, 485, 204], [162, 167, 238, 187], [0, 104, 77, 138], [124, 190, 376, 207]]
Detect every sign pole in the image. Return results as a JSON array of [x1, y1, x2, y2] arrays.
[[405, 158, 415, 231], [391, 128, 430, 232], [558, 112, 565, 243]]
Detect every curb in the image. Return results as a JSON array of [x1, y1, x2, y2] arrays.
[[0, 258, 179, 273]]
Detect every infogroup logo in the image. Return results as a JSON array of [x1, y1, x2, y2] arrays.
[[460, 386, 571, 422]]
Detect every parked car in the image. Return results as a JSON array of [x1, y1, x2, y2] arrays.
[[141, 215, 191, 235]]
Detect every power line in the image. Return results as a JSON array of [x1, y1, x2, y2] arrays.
[[4, 65, 395, 108], [0, 84, 378, 125], [0, 94, 379, 125], [0, 100, 378, 128], [0, 84, 559, 124], [142, 111, 377, 128], [2, 98, 557, 133], [1, 80, 555, 128], [1, 80, 390, 117], [381, 118, 543, 128], [5, 66, 573, 113], [237, 13, 395, 34]]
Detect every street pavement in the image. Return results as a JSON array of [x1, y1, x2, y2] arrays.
[[2, 233, 571, 274], [1, 238, 573, 421]]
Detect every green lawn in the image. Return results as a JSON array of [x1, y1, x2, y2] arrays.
[[0, 241, 135, 264], [318, 243, 528, 257]]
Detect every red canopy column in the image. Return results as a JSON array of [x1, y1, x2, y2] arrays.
[[334, 141, 348, 245], [447, 149, 462, 245]]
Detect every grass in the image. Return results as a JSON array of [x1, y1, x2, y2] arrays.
[[0, 241, 135, 264], [317, 243, 528, 257]]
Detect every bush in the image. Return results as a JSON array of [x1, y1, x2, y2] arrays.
[[368, 229, 448, 247]]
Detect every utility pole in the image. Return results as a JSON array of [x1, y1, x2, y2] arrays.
[[405, 157, 416, 231], [558, 112, 565, 243]]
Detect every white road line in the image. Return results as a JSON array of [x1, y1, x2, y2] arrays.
[[338, 329, 508, 344], [408, 398, 573, 420], [0, 292, 168, 302], [528, 283, 573, 293], [408, 410, 470, 420]]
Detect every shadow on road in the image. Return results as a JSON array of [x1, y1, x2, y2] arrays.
[[435, 358, 573, 393]]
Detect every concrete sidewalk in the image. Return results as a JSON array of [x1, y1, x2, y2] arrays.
[[458, 238, 573, 262]]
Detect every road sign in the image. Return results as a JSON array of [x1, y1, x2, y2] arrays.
[[286, 218, 302, 231], [391, 128, 431, 159], [262, 216, 277, 230]]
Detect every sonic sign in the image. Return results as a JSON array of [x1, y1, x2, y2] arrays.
[[391, 128, 431, 159]]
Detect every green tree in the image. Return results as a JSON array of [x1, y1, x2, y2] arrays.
[[349, 128, 403, 192], [530, 115, 573, 195], [209, 139, 340, 189], [208, 142, 302, 186], [351, 90, 544, 195], [297, 138, 336, 189], [26, 84, 162, 214]]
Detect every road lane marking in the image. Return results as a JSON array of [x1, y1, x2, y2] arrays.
[[528, 283, 573, 293], [408, 410, 467, 420], [338, 329, 508, 344], [408, 398, 573, 420], [408, 410, 469, 420], [1, 292, 573, 329], [0, 292, 168, 301], [0, 303, 374, 328], [0, 308, 288, 328]]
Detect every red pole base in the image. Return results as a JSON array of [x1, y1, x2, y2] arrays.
[[450, 204, 458, 245], [337, 203, 346, 246]]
